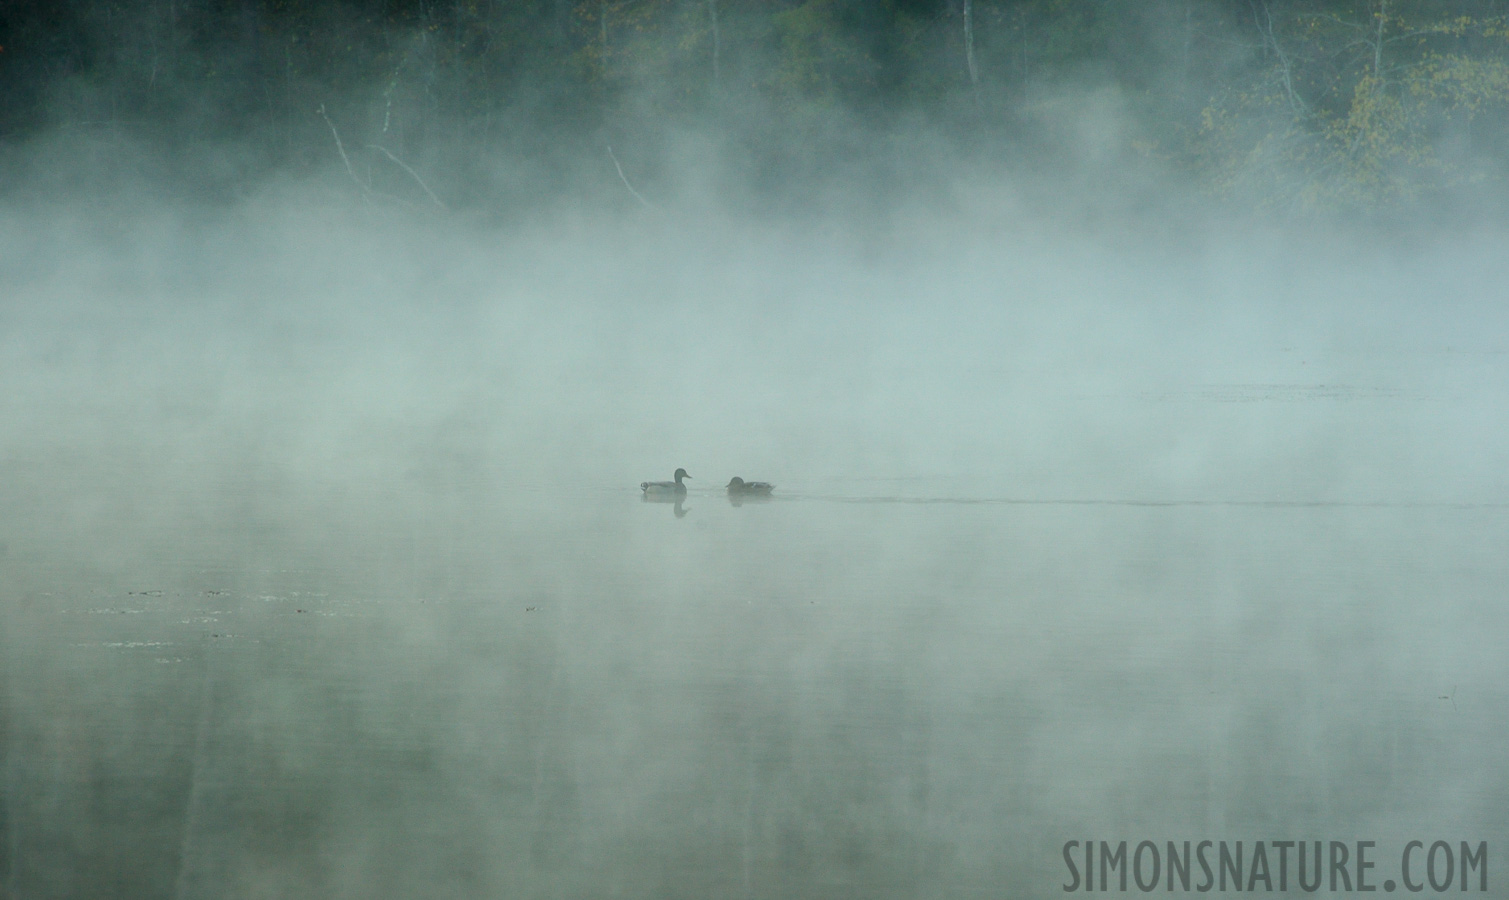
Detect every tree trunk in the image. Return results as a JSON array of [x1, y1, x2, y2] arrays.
[[963, 0, 979, 87], [601, 1, 610, 63], [1182, 0, 1192, 96], [709, 0, 721, 89]]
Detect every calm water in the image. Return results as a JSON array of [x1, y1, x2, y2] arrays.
[[3, 470, 1505, 898], [4, 220, 1507, 896]]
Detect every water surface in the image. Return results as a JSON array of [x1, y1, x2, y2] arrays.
[[4, 466, 1504, 898]]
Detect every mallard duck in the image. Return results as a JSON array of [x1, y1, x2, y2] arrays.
[[642, 468, 691, 495], [726, 477, 774, 496]]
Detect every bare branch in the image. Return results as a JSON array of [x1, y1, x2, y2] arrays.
[[366, 144, 447, 209], [606, 143, 656, 210], [1255, 2, 1307, 115], [317, 103, 370, 199]]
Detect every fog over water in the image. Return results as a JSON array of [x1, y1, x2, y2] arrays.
[[3, 128, 1509, 897]]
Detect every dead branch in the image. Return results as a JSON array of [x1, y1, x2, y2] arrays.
[[318, 103, 371, 199], [366, 145, 448, 209], [606, 143, 656, 210]]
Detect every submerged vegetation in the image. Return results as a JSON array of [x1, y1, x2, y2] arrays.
[[3, 0, 1508, 214]]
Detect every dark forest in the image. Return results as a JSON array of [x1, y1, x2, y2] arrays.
[[4, 1, 1508, 214]]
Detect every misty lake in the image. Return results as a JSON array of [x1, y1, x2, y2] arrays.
[[3, 214, 1508, 898], [9, 0, 1509, 884], [4, 466, 1505, 898]]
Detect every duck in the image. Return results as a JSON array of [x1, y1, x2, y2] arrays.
[[642, 468, 691, 495], [725, 477, 774, 496]]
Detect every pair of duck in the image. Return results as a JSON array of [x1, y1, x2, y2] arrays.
[[641, 469, 774, 497]]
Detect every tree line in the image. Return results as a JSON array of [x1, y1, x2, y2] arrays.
[[2, 0, 1506, 212]]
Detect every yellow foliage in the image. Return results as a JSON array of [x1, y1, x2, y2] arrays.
[[1195, 13, 1509, 214]]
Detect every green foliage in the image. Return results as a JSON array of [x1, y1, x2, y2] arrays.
[[1193, 3, 1509, 212], [770, 0, 875, 105]]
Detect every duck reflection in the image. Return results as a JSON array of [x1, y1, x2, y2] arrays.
[[726, 477, 774, 507], [727, 494, 772, 508], [641, 493, 690, 518]]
